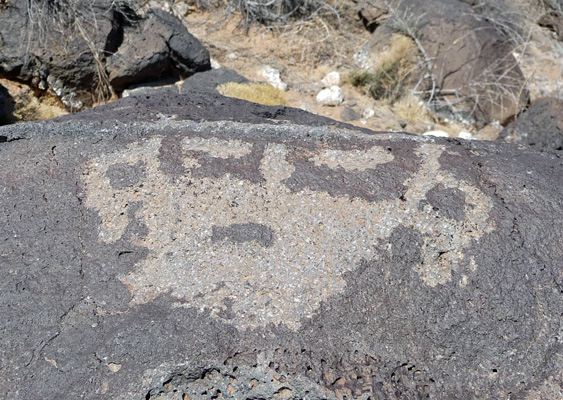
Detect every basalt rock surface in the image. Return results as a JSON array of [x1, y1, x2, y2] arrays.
[[0, 1, 209, 109], [0, 82, 15, 125], [1, 92, 562, 399], [357, 0, 529, 125], [499, 97, 563, 150]]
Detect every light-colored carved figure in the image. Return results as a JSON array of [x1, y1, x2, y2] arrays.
[[83, 135, 494, 330]]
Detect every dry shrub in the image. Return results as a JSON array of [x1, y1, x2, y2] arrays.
[[266, 0, 366, 67], [217, 82, 287, 106], [350, 33, 418, 102], [392, 93, 434, 123], [371, 33, 417, 73], [227, 0, 341, 29]]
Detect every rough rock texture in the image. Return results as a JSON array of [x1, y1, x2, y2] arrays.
[[340, 106, 361, 121], [0, 1, 209, 107], [538, 0, 563, 40], [358, 0, 529, 125], [180, 68, 249, 94], [123, 83, 180, 98], [499, 97, 563, 150], [1, 92, 562, 399], [107, 8, 210, 92]]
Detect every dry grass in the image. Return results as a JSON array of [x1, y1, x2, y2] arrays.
[[370, 33, 417, 73], [270, 12, 367, 67], [217, 82, 287, 105], [349, 34, 418, 102], [392, 93, 434, 123], [227, 0, 342, 29]]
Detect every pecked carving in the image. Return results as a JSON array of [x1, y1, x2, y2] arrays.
[[82, 136, 495, 331]]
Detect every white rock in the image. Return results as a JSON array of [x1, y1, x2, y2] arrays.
[[227, 53, 238, 60], [173, 2, 189, 17], [210, 58, 221, 70], [354, 48, 372, 69], [363, 107, 375, 119], [321, 71, 340, 87], [316, 85, 344, 106], [260, 65, 288, 91], [458, 131, 474, 140], [422, 130, 450, 138]]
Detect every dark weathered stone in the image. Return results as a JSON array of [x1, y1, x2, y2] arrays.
[[0, 1, 209, 107], [340, 106, 361, 121], [180, 68, 250, 94], [107, 8, 210, 92], [499, 97, 563, 150], [1, 92, 562, 399], [0, 82, 15, 125], [359, 0, 529, 125]]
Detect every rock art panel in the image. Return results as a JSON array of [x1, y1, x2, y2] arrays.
[[83, 136, 495, 330]]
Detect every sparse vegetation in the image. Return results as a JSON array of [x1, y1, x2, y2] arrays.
[[226, 0, 341, 29], [392, 93, 434, 123], [217, 82, 287, 106], [350, 33, 418, 103]]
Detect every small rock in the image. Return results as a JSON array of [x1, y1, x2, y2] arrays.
[[423, 130, 450, 137], [261, 66, 287, 91], [107, 363, 122, 373], [363, 107, 375, 119], [210, 58, 221, 70], [227, 53, 238, 60], [458, 131, 474, 140], [172, 2, 189, 17], [342, 98, 358, 107], [340, 107, 361, 121], [321, 71, 340, 87], [60, 93, 83, 111], [316, 86, 344, 106]]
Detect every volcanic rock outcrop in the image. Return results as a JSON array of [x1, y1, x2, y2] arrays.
[[0, 92, 562, 399], [0, 0, 210, 109], [357, 0, 529, 125], [500, 97, 563, 150], [0, 82, 15, 125]]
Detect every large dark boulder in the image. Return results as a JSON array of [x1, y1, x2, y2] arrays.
[[358, 0, 529, 125], [107, 8, 210, 92], [180, 68, 250, 94], [1, 92, 562, 399], [499, 97, 563, 150], [0, 82, 15, 125], [0, 1, 209, 108]]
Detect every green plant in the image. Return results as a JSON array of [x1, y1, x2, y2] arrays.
[[350, 60, 415, 103]]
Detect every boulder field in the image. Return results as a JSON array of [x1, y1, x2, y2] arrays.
[[0, 92, 562, 399]]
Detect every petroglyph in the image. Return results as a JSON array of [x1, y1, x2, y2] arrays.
[[182, 137, 252, 158], [310, 147, 394, 171], [83, 136, 495, 330]]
